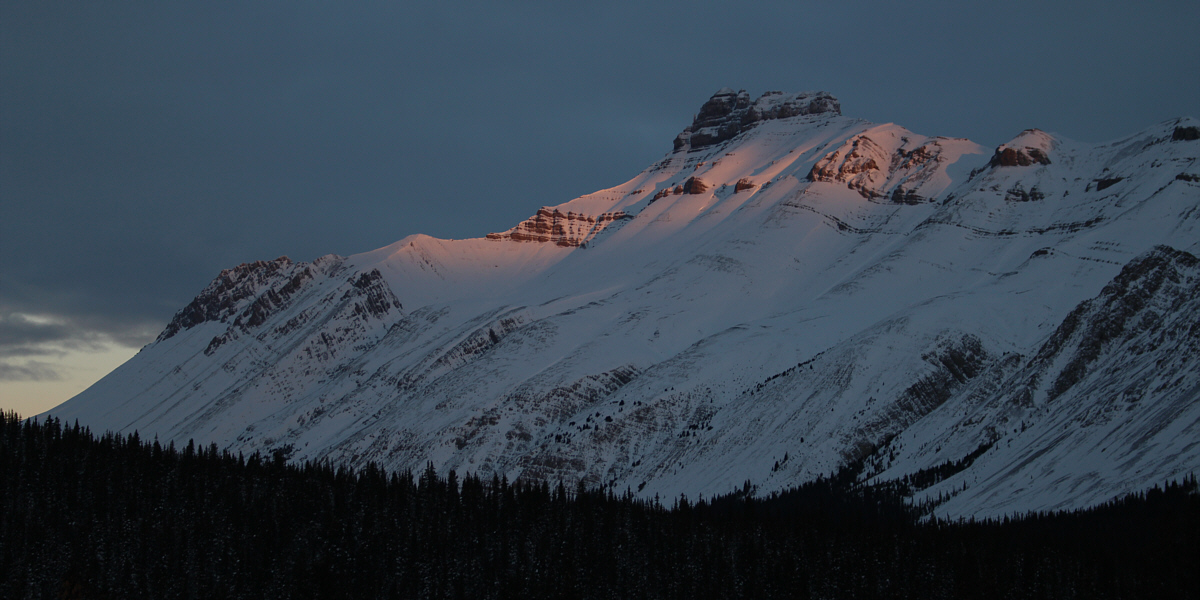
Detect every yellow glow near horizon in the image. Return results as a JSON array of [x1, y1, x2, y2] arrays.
[[0, 343, 139, 418]]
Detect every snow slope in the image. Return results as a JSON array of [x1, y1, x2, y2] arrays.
[[49, 90, 1200, 518]]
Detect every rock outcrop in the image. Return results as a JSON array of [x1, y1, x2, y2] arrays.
[[157, 257, 300, 342], [990, 146, 1051, 167], [488, 208, 630, 247], [809, 134, 886, 194], [1172, 125, 1200, 141], [988, 129, 1054, 167], [1005, 183, 1045, 202], [673, 88, 840, 152], [807, 131, 967, 203], [681, 177, 708, 194]]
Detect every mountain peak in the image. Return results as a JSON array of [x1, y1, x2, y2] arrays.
[[673, 88, 841, 152], [51, 89, 1200, 520], [987, 129, 1056, 168]]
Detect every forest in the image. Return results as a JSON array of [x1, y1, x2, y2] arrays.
[[2, 411, 1196, 599]]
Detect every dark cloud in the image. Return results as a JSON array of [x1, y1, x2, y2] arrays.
[[0, 313, 78, 349], [0, 345, 67, 360], [2, 0, 1198, 376], [0, 361, 64, 383], [0, 305, 159, 382]]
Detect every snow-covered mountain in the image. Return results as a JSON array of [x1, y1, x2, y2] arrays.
[[50, 89, 1200, 518]]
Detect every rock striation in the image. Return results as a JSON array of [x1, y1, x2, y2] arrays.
[[487, 208, 631, 247], [1018, 245, 1199, 404], [184, 259, 402, 357], [157, 257, 299, 342]]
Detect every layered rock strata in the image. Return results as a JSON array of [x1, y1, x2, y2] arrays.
[[487, 208, 630, 247]]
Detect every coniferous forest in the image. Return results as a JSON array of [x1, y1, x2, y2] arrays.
[[2, 412, 1197, 599]]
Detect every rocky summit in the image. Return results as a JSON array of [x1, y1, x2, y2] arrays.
[[673, 88, 840, 151], [50, 89, 1200, 518]]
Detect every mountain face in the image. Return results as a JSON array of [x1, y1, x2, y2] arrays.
[[51, 89, 1200, 518]]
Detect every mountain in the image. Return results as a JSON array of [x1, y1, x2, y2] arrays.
[[49, 89, 1200, 518]]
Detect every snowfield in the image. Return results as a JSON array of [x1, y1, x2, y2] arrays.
[[49, 90, 1200, 518]]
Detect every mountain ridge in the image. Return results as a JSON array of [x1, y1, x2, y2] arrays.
[[49, 89, 1200, 518]]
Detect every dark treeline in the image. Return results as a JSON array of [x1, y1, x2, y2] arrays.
[[2, 412, 1196, 599]]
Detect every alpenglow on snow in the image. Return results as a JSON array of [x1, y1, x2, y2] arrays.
[[51, 89, 1200, 518]]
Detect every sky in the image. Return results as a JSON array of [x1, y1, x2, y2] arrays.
[[2, 1, 1198, 417]]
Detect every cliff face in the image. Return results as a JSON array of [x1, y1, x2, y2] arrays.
[[50, 91, 1200, 519], [987, 129, 1055, 167], [673, 88, 840, 152], [157, 257, 299, 343]]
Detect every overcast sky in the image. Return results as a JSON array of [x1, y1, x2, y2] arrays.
[[2, 1, 1197, 416]]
